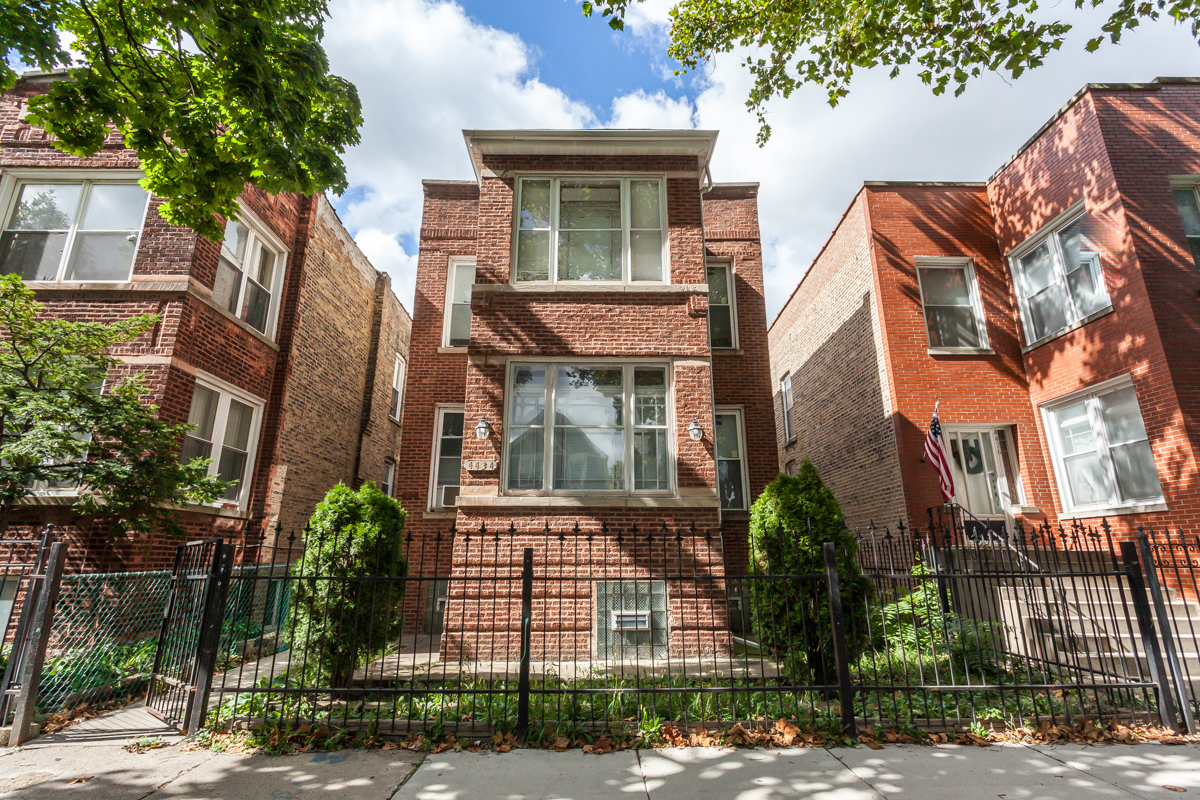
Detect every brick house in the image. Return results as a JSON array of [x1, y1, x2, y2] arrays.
[[395, 130, 776, 657], [770, 77, 1200, 545], [1, 73, 412, 572]]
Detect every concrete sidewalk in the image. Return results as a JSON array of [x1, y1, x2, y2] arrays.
[[1, 705, 1198, 799]]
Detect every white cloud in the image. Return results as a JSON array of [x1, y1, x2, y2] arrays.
[[353, 229, 418, 315], [608, 89, 695, 128]]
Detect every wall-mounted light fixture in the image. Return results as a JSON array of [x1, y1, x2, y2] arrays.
[[475, 417, 492, 440], [688, 419, 703, 441]]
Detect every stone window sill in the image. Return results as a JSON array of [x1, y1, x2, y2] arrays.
[[455, 494, 719, 509], [928, 347, 995, 356], [473, 283, 707, 295], [712, 348, 743, 356], [438, 346, 468, 354]]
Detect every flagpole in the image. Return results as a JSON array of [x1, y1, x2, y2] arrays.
[[920, 399, 942, 463]]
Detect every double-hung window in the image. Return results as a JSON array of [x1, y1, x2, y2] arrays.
[[382, 458, 396, 498], [215, 212, 287, 337], [714, 408, 747, 510], [916, 258, 988, 350], [780, 374, 794, 441], [1042, 379, 1163, 513], [514, 177, 667, 283], [706, 262, 737, 349], [1172, 185, 1200, 272], [430, 407, 464, 509], [180, 377, 263, 507], [1010, 212, 1110, 345], [443, 258, 475, 347], [0, 177, 149, 282], [505, 363, 672, 494], [389, 354, 406, 421]]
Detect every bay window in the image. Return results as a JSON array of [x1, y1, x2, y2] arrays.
[[513, 177, 667, 283], [504, 362, 672, 494], [1010, 212, 1110, 345], [0, 177, 149, 283], [215, 211, 287, 337], [1043, 379, 1163, 513], [180, 378, 263, 506]]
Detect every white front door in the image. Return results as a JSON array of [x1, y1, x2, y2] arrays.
[[946, 427, 1020, 531]]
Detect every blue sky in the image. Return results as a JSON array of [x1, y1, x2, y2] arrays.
[[318, 0, 1200, 320]]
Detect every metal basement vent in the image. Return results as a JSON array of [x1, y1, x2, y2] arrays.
[[596, 580, 668, 659]]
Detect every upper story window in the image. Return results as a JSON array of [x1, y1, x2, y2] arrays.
[[1172, 185, 1200, 273], [443, 257, 475, 348], [389, 354, 406, 421], [1009, 212, 1110, 346], [1042, 378, 1163, 513], [514, 177, 667, 284], [0, 178, 149, 283], [706, 262, 737, 349], [916, 258, 988, 351], [180, 376, 263, 507], [780, 373, 794, 441], [216, 211, 287, 337], [505, 362, 672, 495]]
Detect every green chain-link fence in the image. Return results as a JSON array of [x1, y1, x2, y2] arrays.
[[37, 565, 291, 713]]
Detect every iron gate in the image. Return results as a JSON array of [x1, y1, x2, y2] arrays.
[[146, 539, 232, 732]]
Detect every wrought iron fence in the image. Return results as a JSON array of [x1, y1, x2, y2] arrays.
[[207, 516, 1197, 738]]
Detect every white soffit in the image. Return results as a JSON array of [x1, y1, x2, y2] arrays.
[[462, 129, 719, 185]]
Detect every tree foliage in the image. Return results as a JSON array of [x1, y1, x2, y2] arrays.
[[1, 0, 362, 240], [288, 482, 407, 688], [747, 459, 872, 685], [583, 0, 1200, 143], [0, 274, 227, 534]]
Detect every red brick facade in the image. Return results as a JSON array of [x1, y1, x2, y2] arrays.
[[1, 75, 410, 571], [771, 78, 1200, 548]]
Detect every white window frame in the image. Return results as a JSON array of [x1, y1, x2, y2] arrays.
[[389, 354, 406, 422], [714, 406, 749, 511], [428, 404, 465, 510], [1039, 374, 1165, 516], [914, 256, 990, 353], [501, 359, 676, 497], [0, 169, 150, 285], [1007, 203, 1111, 348], [441, 256, 476, 349], [216, 201, 289, 341], [184, 372, 265, 509], [780, 373, 794, 441], [1169, 176, 1200, 272], [511, 176, 670, 285], [382, 458, 396, 498], [705, 260, 738, 350]]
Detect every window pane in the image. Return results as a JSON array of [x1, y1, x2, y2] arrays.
[[559, 181, 620, 229], [558, 231, 621, 280], [1111, 441, 1162, 502], [715, 414, 739, 460], [1188, 238, 1200, 269], [633, 368, 666, 425], [1018, 243, 1057, 294], [925, 306, 981, 349], [1064, 254, 1106, 317], [223, 219, 249, 261], [453, 264, 475, 304], [249, 246, 275, 287], [441, 411, 464, 439], [507, 427, 544, 489], [448, 304, 471, 346], [633, 429, 669, 490], [556, 367, 623, 426], [180, 435, 212, 463], [553, 428, 624, 489], [706, 266, 729, 305], [630, 180, 660, 229], [241, 280, 270, 332], [187, 385, 220, 440], [7, 184, 80, 230], [1056, 402, 1095, 456], [224, 399, 255, 451], [630, 230, 662, 281], [718, 460, 745, 510], [79, 184, 147, 230], [436, 456, 460, 486], [439, 431, 463, 460], [389, 388, 400, 418], [63, 232, 137, 280], [0, 231, 66, 280], [1099, 386, 1148, 444], [1174, 189, 1200, 237], [218, 448, 248, 500], [1028, 285, 1070, 341], [516, 230, 550, 281], [919, 267, 970, 306], [511, 366, 545, 425], [214, 257, 243, 314], [519, 180, 551, 229], [1064, 452, 1108, 506], [709, 307, 734, 348]]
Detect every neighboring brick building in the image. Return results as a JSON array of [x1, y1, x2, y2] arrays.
[[396, 130, 775, 656], [1, 73, 411, 571], [770, 77, 1200, 545]]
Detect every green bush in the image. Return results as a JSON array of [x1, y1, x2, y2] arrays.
[[287, 482, 407, 687], [747, 459, 873, 685]]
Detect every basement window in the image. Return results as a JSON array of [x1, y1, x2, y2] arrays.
[[596, 580, 668, 659]]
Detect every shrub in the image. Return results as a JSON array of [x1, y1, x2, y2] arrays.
[[747, 459, 873, 685], [287, 482, 407, 687]]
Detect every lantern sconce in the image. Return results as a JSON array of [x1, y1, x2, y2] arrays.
[[688, 419, 704, 442], [475, 417, 492, 440]]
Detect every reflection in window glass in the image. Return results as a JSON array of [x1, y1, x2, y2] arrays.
[[715, 411, 745, 509], [919, 265, 983, 349]]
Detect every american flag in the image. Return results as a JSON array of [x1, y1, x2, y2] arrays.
[[925, 406, 956, 502]]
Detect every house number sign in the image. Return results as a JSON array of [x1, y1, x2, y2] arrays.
[[464, 459, 498, 472]]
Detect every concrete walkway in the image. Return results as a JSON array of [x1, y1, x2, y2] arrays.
[[2, 704, 1198, 800]]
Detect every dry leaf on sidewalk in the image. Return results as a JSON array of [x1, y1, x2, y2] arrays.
[[67, 776, 93, 785]]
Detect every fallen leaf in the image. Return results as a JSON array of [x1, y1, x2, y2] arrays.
[[67, 776, 93, 785], [1164, 787, 1186, 793]]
